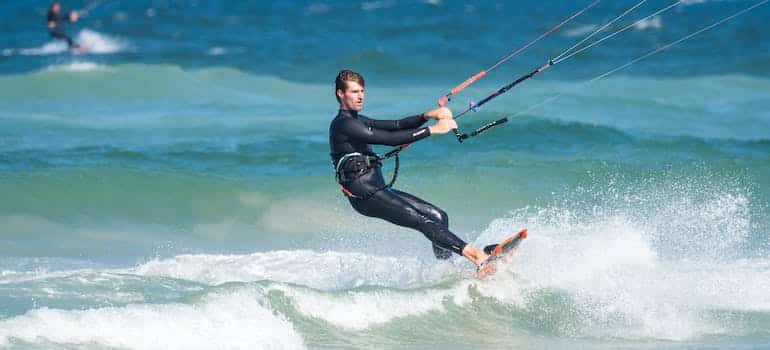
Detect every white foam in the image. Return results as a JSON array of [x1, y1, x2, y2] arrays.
[[563, 24, 599, 38], [0, 270, 34, 284], [75, 29, 127, 54], [272, 282, 470, 330], [132, 250, 454, 290], [3, 29, 125, 57], [206, 46, 227, 56], [361, 0, 394, 11], [421, 0, 443, 6], [633, 16, 663, 30], [305, 3, 332, 15], [468, 176, 766, 340], [0, 288, 305, 349], [46, 61, 105, 72], [15, 41, 69, 56], [478, 218, 677, 338]]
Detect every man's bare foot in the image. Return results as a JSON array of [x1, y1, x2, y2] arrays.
[[463, 245, 498, 278], [461, 245, 490, 266]]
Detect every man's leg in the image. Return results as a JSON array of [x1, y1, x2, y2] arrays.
[[386, 189, 492, 266], [350, 188, 466, 257], [389, 189, 449, 228], [388, 189, 453, 259], [51, 29, 75, 48]]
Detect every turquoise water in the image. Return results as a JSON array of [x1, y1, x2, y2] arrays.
[[1, 1, 770, 349]]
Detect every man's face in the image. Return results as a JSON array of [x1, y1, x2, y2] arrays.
[[337, 81, 364, 111], [52, 3, 61, 13]]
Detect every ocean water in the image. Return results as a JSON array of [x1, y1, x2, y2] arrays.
[[1, 0, 770, 349]]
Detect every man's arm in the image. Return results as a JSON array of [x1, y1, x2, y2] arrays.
[[47, 11, 77, 29], [47, 12, 58, 29], [341, 118, 431, 146], [362, 114, 428, 131], [363, 106, 452, 131], [341, 115, 457, 147]]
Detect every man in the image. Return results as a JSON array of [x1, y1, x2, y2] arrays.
[[47, 2, 80, 49], [328, 69, 491, 268]]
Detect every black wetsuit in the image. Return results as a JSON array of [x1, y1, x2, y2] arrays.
[[329, 109, 467, 259], [47, 10, 75, 48]]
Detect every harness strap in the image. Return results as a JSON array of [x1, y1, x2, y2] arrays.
[[335, 149, 403, 199], [334, 152, 364, 183]]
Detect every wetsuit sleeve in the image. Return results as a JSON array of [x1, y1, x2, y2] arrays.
[[340, 117, 431, 146], [360, 114, 428, 131]]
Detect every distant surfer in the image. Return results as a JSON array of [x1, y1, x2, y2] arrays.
[[329, 69, 492, 268], [46, 2, 84, 52]]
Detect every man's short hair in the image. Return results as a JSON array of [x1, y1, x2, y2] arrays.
[[335, 69, 365, 103]]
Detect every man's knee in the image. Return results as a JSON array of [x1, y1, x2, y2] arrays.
[[436, 208, 448, 226], [424, 207, 448, 227]]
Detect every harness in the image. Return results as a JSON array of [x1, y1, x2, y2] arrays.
[[333, 147, 406, 199]]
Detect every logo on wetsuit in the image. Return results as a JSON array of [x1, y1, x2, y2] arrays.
[[412, 129, 426, 137]]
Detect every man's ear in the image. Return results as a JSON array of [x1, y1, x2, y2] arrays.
[[336, 88, 344, 100]]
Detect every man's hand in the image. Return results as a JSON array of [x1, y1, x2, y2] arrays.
[[424, 106, 452, 120], [428, 117, 458, 135]]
